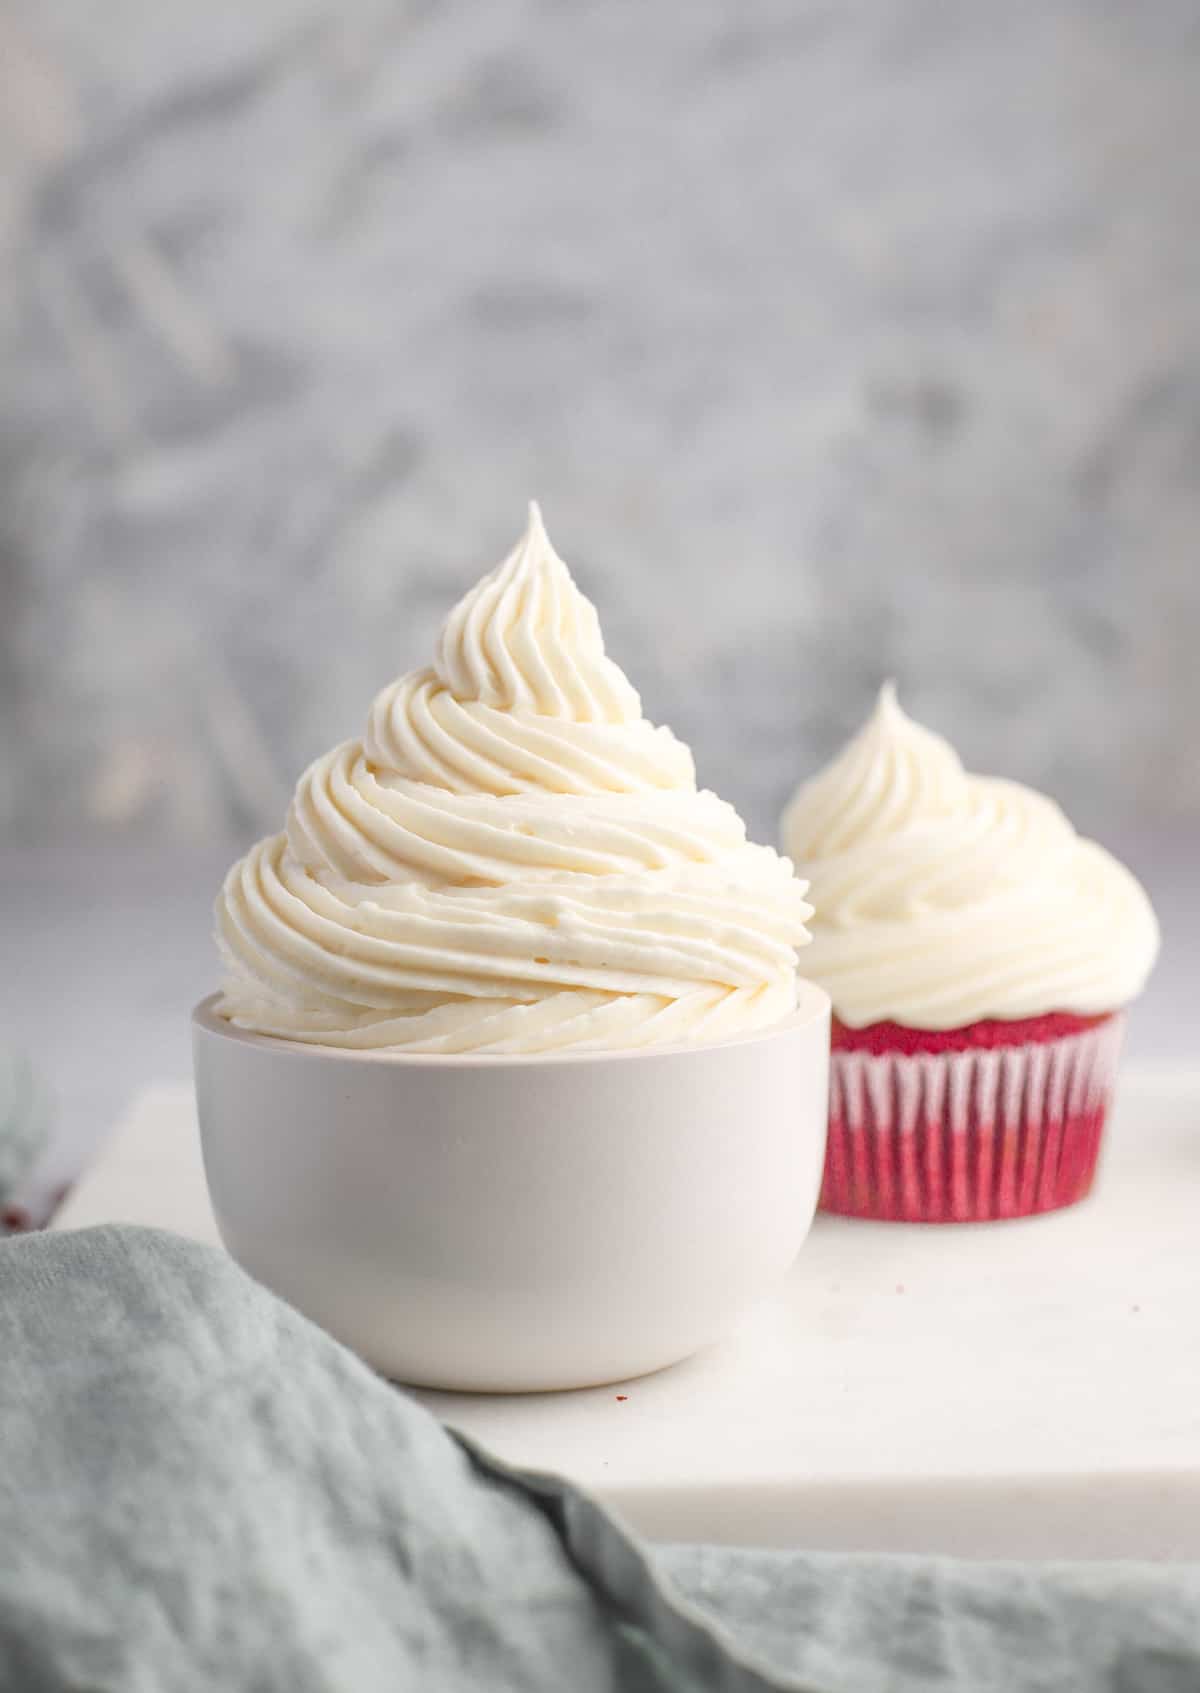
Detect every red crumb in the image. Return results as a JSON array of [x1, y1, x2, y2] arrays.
[[615, 1395, 628, 1402], [831, 1009, 1113, 1056]]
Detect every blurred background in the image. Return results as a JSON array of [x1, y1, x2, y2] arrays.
[[1, 0, 1198, 1192]]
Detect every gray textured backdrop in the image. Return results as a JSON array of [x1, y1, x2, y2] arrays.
[[3, 0, 1199, 850]]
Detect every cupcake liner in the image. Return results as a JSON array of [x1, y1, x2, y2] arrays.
[[821, 1013, 1125, 1222]]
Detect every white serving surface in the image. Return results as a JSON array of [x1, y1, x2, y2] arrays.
[[53, 1068, 1200, 1557]]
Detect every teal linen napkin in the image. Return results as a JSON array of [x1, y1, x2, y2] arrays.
[[0, 1226, 1196, 1692]]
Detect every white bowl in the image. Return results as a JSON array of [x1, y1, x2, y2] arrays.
[[192, 985, 830, 1392]]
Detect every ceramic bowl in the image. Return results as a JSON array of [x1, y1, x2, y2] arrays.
[[192, 985, 830, 1392]]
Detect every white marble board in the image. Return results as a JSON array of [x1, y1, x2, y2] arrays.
[[52, 1069, 1200, 1557]]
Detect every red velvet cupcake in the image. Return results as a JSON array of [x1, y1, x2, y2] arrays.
[[782, 686, 1159, 1223]]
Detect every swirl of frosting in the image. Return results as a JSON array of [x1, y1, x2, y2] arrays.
[[781, 683, 1159, 1028], [434, 503, 641, 722], [216, 504, 812, 1052]]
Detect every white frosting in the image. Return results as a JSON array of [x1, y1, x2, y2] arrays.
[[781, 683, 1159, 1029], [217, 504, 812, 1052]]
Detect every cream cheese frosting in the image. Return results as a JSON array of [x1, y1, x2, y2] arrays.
[[216, 504, 812, 1052], [781, 683, 1159, 1029]]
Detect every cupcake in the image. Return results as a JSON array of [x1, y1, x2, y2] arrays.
[[782, 684, 1159, 1222]]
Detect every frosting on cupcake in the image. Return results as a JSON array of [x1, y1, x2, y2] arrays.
[[781, 683, 1159, 1029], [217, 504, 812, 1052]]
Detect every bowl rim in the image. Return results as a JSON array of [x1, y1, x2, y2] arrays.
[[192, 982, 831, 1070]]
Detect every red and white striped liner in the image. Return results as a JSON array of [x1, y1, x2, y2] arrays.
[[821, 1014, 1126, 1222]]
